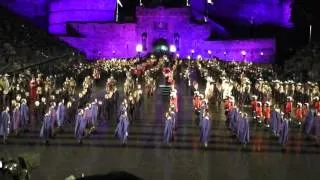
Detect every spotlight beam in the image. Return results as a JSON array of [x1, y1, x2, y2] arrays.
[[117, 0, 123, 8]]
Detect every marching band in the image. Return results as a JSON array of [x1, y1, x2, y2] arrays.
[[0, 56, 320, 150]]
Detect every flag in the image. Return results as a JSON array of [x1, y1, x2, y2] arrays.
[[117, 0, 123, 7]]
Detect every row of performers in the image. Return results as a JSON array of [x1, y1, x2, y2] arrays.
[[193, 91, 320, 148], [164, 88, 178, 143], [114, 82, 172, 145], [250, 95, 320, 127], [196, 59, 319, 108], [0, 89, 201, 146], [164, 107, 213, 148], [192, 90, 251, 147], [226, 96, 320, 146], [226, 105, 291, 148], [0, 96, 123, 144], [159, 76, 212, 147], [0, 85, 118, 143], [226, 96, 293, 147], [0, 85, 145, 145]]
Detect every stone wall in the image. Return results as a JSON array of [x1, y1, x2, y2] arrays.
[[60, 7, 275, 62], [62, 23, 137, 59]]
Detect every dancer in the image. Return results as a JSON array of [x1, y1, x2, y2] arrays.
[[12, 103, 21, 136], [270, 107, 281, 136], [163, 112, 174, 145], [169, 106, 176, 130], [199, 99, 208, 127], [228, 106, 239, 135], [303, 109, 316, 137], [200, 111, 211, 148], [237, 113, 250, 147], [90, 99, 99, 133], [0, 107, 10, 144], [83, 104, 92, 135], [74, 109, 86, 144], [279, 114, 289, 148], [20, 98, 29, 131], [56, 100, 66, 131], [115, 111, 130, 145], [311, 113, 320, 145], [40, 112, 53, 144], [49, 102, 57, 135]]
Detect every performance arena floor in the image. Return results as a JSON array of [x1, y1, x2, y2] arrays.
[[1, 78, 320, 180]]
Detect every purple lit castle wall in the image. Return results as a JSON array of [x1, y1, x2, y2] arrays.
[[1, 0, 293, 30], [49, 0, 116, 34], [60, 7, 275, 62], [61, 23, 138, 59], [191, 0, 292, 27], [0, 0, 278, 62]]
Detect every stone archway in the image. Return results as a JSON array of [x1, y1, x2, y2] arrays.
[[152, 38, 169, 55]]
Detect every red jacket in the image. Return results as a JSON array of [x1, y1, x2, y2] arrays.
[[264, 107, 271, 120], [314, 101, 320, 110], [296, 107, 303, 121], [193, 96, 201, 110], [284, 102, 293, 113], [251, 100, 257, 112], [227, 102, 233, 112], [256, 106, 262, 117], [29, 80, 37, 101], [224, 99, 229, 110], [316, 102, 320, 113]]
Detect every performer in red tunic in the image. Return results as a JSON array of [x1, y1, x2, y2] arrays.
[[224, 96, 231, 116], [29, 76, 37, 102], [316, 98, 320, 113], [251, 95, 258, 117], [226, 96, 234, 115], [263, 102, 271, 127], [255, 102, 262, 123], [295, 103, 303, 125], [284, 96, 293, 118]]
